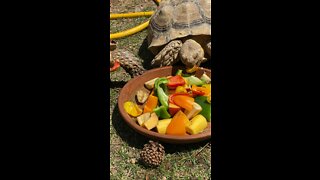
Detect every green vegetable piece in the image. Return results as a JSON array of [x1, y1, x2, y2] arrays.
[[154, 78, 169, 109], [181, 73, 191, 77], [195, 96, 211, 121], [200, 73, 211, 84], [154, 106, 171, 119], [175, 69, 183, 76], [186, 76, 204, 86]]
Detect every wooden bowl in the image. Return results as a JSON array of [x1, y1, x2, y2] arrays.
[[118, 66, 211, 144]]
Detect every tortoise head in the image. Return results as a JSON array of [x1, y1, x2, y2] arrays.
[[180, 39, 207, 68]]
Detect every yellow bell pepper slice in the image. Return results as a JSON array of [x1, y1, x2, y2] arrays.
[[124, 101, 143, 117]]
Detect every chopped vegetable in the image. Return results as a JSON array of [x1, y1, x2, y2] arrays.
[[157, 88, 168, 109], [156, 119, 172, 134], [137, 112, 151, 126], [182, 115, 191, 127], [143, 113, 159, 130], [207, 93, 211, 103], [184, 102, 202, 119], [144, 77, 159, 89], [175, 86, 187, 93], [202, 84, 211, 92], [175, 69, 183, 76], [110, 60, 120, 72], [169, 93, 192, 104], [191, 85, 210, 96], [195, 96, 211, 121], [182, 77, 189, 87], [167, 75, 186, 89], [154, 78, 169, 109], [172, 95, 195, 111], [201, 72, 211, 83], [150, 89, 155, 96], [185, 76, 204, 86], [124, 68, 211, 136], [136, 90, 149, 103], [166, 111, 188, 135], [143, 95, 158, 113], [191, 85, 205, 96], [186, 65, 199, 73], [154, 106, 171, 119], [124, 101, 143, 117], [186, 114, 208, 135], [181, 73, 192, 77], [168, 103, 181, 116]]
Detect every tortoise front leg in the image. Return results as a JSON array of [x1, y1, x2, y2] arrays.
[[151, 40, 182, 67]]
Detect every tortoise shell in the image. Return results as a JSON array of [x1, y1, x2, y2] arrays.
[[147, 0, 211, 54]]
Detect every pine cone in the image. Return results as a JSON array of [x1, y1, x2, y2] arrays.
[[140, 140, 165, 167], [111, 49, 146, 77]]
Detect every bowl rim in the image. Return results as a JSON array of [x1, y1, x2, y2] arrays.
[[117, 66, 211, 144]]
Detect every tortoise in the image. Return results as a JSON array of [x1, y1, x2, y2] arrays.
[[147, 0, 211, 68]]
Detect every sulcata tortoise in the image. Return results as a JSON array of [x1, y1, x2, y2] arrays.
[[147, 0, 211, 68]]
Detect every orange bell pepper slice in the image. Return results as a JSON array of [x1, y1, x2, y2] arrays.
[[172, 95, 195, 111], [143, 95, 158, 113], [168, 93, 192, 104], [166, 111, 188, 136], [191, 85, 210, 96]]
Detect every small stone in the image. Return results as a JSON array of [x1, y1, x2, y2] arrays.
[[130, 158, 136, 164]]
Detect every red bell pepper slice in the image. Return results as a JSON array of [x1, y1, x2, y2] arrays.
[[110, 60, 120, 72], [167, 75, 185, 89], [192, 90, 206, 96]]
